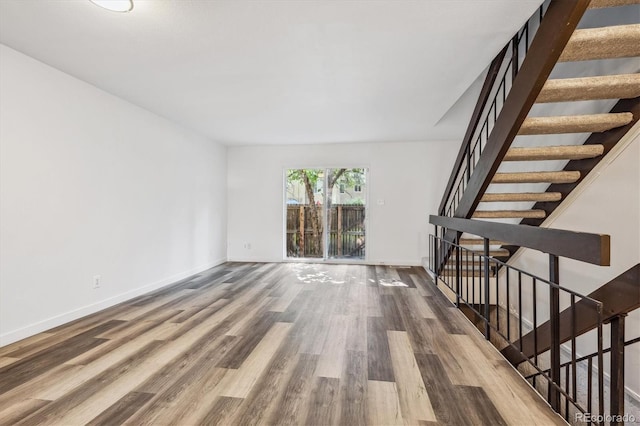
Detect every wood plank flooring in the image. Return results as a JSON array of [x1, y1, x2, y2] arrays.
[[0, 262, 565, 425]]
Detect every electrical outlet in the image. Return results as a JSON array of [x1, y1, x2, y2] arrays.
[[93, 275, 101, 289]]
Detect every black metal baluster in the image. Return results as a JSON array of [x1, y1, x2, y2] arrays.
[[466, 145, 471, 183], [549, 254, 561, 411], [565, 366, 570, 420], [571, 295, 577, 413], [472, 253, 476, 311], [429, 235, 433, 272], [506, 269, 511, 342], [485, 118, 489, 144], [495, 260, 499, 334], [483, 238, 490, 339], [434, 234, 439, 282], [512, 35, 519, 82], [455, 245, 461, 307], [587, 357, 593, 416], [518, 272, 523, 352], [502, 80, 506, 104], [597, 317, 604, 424], [467, 252, 475, 306], [533, 277, 538, 388]]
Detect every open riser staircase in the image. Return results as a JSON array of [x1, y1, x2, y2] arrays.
[[428, 0, 640, 424], [438, 0, 639, 263]]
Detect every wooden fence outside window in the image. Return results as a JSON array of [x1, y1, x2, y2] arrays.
[[286, 204, 365, 258]]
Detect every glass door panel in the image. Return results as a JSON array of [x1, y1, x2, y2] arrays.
[[285, 169, 324, 258], [326, 168, 366, 260]]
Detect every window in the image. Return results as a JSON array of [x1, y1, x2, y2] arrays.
[[340, 184, 345, 193], [354, 184, 362, 192]]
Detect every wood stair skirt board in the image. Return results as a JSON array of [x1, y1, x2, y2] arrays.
[[537, 74, 640, 103], [588, 0, 640, 8], [559, 24, 640, 62], [503, 145, 604, 161], [480, 192, 562, 202], [491, 171, 580, 184], [472, 210, 546, 219], [519, 113, 634, 135]]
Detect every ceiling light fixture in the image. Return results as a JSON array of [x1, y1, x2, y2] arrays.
[[89, 0, 133, 13]]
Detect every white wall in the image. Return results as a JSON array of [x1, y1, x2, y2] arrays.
[[227, 141, 458, 265], [0, 45, 227, 346], [503, 124, 640, 395]]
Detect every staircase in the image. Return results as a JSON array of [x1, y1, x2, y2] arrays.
[[428, 0, 640, 424], [438, 0, 640, 261]]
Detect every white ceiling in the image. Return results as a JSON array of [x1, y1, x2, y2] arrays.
[[0, 0, 542, 145]]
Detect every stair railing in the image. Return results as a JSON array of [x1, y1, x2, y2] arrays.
[[428, 215, 613, 424], [525, 336, 639, 426], [523, 265, 640, 426]]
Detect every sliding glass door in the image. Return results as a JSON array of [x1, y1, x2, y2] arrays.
[[285, 168, 367, 261]]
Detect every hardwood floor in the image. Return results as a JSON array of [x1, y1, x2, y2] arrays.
[[0, 263, 565, 425]]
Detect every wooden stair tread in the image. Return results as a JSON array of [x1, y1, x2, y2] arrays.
[[537, 74, 640, 103], [589, 0, 640, 8], [459, 238, 506, 246], [443, 263, 494, 269], [451, 249, 510, 257], [519, 113, 633, 135], [492, 171, 580, 184], [445, 261, 484, 267], [504, 144, 605, 161], [559, 24, 640, 62], [472, 210, 546, 219], [481, 192, 562, 202]]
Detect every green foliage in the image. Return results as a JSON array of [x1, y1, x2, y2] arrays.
[[345, 198, 364, 205], [331, 168, 364, 189], [287, 169, 322, 188], [287, 168, 365, 215], [287, 168, 365, 190]]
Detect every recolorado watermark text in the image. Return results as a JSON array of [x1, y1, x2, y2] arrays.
[[576, 413, 637, 423]]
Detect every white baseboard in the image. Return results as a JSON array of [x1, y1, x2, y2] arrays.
[[227, 257, 283, 263], [370, 260, 421, 267], [229, 257, 421, 267], [0, 257, 227, 347]]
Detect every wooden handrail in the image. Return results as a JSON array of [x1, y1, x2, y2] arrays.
[[430, 215, 610, 266], [447, 0, 591, 220], [503, 264, 640, 365], [438, 44, 509, 215]]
